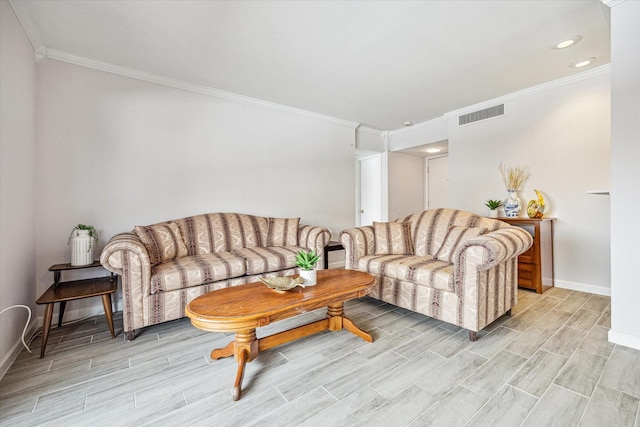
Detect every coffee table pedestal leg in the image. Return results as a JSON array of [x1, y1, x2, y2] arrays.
[[205, 304, 373, 401], [328, 302, 373, 343], [209, 329, 259, 401]]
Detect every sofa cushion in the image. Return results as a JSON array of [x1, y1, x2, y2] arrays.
[[373, 221, 414, 255], [434, 226, 487, 263], [267, 217, 300, 247], [403, 208, 501, 256], [175, 213, 268, 255], [150, 251, 246, 294], [134, 222, 188, 266], [359, 255, 454, 292], [395, 257, 455, 291], [358, 255, 425, 281], [233, 246, 303, 275]]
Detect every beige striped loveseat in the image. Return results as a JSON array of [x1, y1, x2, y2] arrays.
[[340, 208, 532, 341], [101, 213, 331, 340]]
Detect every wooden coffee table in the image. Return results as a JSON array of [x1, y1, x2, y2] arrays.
[[185, 269, 375, 400]]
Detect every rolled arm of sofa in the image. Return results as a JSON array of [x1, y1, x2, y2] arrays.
[[100, 232, 153, 296], [298, 225, 331, 269], [340, 225, 375, 270], [454, 226, 533, 272]]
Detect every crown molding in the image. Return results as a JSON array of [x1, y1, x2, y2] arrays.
[[356, 126, 384, 136], [43, 48, 359, 129], [9, 0, 44, 52], [600, 0, 626, 7], [444, 64, 611, 119]]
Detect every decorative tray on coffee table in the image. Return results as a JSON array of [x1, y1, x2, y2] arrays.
[[259, 276, 305, 293]]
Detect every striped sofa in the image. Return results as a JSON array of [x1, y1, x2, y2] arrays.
[[340, 209, 532, 341], [100, 213, 331, 340]]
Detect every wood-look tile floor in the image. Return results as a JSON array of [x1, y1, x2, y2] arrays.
[[1, 287, 637, 426]]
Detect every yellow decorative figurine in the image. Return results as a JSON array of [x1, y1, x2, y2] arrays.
[[527, 189, 545, 218]]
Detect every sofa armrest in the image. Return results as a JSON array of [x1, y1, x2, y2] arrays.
[[339, 225, 375, 270], [454, 226, 533, 272], [298, 225, 331, 270], [100, 232, 152, 332]]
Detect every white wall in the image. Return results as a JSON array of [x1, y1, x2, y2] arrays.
[[450, 70, 611, 295], [608, 0, 640, 350], [390, 116, 448, 150], [34, 59, 357, 321], [390, 69, 611, 296], [388, 152, 425, 220], [355, 125, 384, 155], [0, 1, 37, 375]]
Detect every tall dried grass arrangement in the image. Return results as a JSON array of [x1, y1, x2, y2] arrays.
[[499, 162, 530, 190]]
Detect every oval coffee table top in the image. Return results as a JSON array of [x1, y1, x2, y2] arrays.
[[185, 269, 374, 332]]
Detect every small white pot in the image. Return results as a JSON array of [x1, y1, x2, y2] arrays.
[[299, 269, 317, 286], [488, 210, 498, 218], [70, 229, 93, 266]]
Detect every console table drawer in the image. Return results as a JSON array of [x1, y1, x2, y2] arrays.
[[517, 263, 535, 290]]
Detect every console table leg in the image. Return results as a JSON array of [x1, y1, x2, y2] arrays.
[[40, 303, 54, 358]]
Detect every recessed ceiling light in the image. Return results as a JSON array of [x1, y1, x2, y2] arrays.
[[426, 148, 441, 154], [570, 57, 597, 68], [403, 121, 413, 127], [553, 35, 582, 49]]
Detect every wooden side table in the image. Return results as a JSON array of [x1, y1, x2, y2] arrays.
[[36, 261, 117, 358], [323, 241, 344, 269]]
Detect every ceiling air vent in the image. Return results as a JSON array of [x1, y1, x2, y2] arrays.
[[458, 104, 504, 126]]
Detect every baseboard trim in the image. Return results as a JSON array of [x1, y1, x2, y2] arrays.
[[608, 329, 640, 351], [0, 320, 39, 381], [554, 279, 611, 296]]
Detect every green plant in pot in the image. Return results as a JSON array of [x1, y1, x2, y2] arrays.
[[68, 224, 98, 266], [295, 249, 320, 286], [485, 199, 502, 218]]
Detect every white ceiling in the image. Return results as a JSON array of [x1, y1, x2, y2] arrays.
[[14, 0, 610, 130]]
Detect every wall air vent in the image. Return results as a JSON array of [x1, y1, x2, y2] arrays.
[[458, 104, 504, 126]]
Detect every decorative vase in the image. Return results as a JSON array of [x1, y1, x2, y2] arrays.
[[299, 269, 317, 286], [70, 229, 93, 266], [504, 189, 521, 218]]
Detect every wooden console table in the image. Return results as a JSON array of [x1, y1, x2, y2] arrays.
[[498, 217, 555, 294]]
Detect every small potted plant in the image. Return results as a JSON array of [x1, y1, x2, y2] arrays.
[[485, 199, 502, 218], [295, 249, 320, 286], [68, 224, 98, 266]]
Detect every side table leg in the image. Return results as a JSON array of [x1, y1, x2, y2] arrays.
[[58, 301, 67, 328], [40, 303, 54, 359], [101, 294, 116, 339]]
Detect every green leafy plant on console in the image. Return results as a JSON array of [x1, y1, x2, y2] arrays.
[[485, 199, 503, 211]]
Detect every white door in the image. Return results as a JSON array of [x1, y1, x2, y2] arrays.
[[359, 155, 382, 226], [427, 156, 448, 209]]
